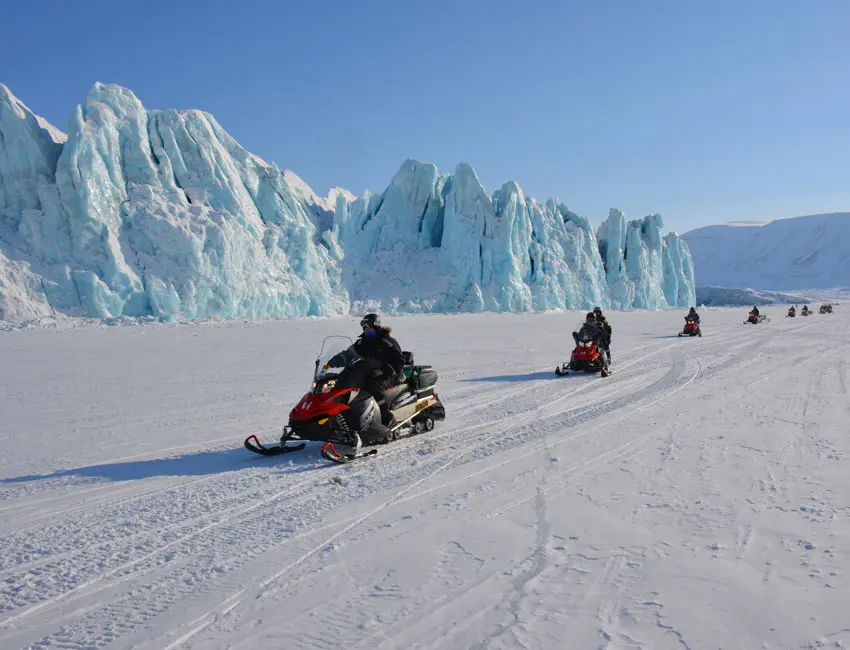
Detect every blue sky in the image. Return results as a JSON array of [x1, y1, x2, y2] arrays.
[[4, 0, 849, 233]]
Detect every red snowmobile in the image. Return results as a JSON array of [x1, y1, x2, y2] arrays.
[[555, 321, 609, 377], [745, 311, 768, 324], [244, 336, 445, 464], [679, 319, 702, 337]]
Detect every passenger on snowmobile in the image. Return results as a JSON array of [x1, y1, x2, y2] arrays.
[[592, 306, 612, 360], [352, 313, 406, 430], [685, 307, 700, 323]]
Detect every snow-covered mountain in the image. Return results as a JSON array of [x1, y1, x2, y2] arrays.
[[0, 82, 695, 323], [683, 212, 850, 291]]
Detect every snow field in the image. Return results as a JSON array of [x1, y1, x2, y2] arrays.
[[0, 307, 848, 649]]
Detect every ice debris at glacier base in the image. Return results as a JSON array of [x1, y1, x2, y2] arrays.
[[0, 82, 695, 324]]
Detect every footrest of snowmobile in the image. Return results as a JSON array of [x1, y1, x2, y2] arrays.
[[244, 434, 306, 456], [320, 441, 378, 464]]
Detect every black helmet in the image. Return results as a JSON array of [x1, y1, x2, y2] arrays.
[[586, 311, 596, 321], [360, 313, 381, 329], [593, 306, 603, 315]]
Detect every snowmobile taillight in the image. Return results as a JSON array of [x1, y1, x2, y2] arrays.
[[318, 418, 329, 424]]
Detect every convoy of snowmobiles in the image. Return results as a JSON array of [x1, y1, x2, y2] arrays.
[[244, 301, 836, 464]]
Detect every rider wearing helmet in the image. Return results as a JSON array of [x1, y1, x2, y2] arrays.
[[353, 313, 406, 431], [592, 306, 613, 361], [686, 306, 700, 323]]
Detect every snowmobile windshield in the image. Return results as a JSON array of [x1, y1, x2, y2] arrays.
[[314, 336, 357, 382], [575, 322, 598, 343]]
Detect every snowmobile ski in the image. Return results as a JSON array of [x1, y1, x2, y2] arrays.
[[320, 441, 378, 464], [244, 434, 306, 456]]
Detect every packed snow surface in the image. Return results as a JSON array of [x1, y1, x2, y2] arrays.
[[1, 307, 849, 649], [1, 83, 695, 323], [683, 212, 850, 291]]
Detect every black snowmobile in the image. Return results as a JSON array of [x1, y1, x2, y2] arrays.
[[244, 336, 446, 463]]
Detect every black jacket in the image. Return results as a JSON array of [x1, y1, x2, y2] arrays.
[[354, 329, 405, 380], [575, 321, 604, 346], [686, 311, 700, 323], [595, 316, 612, 347]]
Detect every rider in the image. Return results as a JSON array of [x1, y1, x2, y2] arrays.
[[592, 306, 612, 361], [788, 305, 796, 316], [750, 305, 760, 319], [353, 313, 406, 430], [573, 312, 610, 373]]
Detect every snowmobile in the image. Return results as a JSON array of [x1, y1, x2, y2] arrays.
[[801, 306, 811, 316], [679, 318, 702, 337], [818, 304, 831, 314], [244, 336, 446, 464], [787, 307, 796, 318], [555, 321, 609, 377], [745, 312, 768, 324]]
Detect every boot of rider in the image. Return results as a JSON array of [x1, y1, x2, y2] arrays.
[[376, 397, 396, 428], [360, 420, 395, 445]]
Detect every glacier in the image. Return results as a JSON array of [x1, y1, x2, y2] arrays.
[[0, 82, 696, 324]]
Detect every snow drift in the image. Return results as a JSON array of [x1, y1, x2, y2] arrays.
[[1, 83, 695, 323], [683, 212, 850, 291]]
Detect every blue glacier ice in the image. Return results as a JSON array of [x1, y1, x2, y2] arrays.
[[0, 82, 696, 324]]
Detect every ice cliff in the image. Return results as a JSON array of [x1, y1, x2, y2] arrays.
[[0, 83, 695, 323]]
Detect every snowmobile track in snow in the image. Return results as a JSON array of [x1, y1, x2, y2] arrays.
[[0, 315, 836, 649]]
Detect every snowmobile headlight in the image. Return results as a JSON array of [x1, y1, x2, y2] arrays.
[[321, 380, 336, 393]]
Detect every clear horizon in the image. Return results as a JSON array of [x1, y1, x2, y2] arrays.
[[4, 0, 849, 234]]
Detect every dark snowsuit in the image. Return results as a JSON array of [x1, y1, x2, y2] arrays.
[[353, 328, 406, 434], [354, 328, 404, 390], [594, 315, 612, 362], [686, 310, 700, 323]]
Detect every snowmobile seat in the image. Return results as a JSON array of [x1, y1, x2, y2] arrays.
[[382, 383, 409, 405]]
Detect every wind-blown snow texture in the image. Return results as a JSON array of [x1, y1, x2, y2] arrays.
[[1, 83, 695, 322], [683, 212, 850, 291]]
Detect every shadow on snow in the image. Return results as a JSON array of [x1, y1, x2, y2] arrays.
[[0, 443, 327, 484], [459, 370, 565, 383]]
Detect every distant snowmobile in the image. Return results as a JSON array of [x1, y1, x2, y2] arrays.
[[745, 309, 769, 324], [679, 318, 702, 337], [244, 336, 445, 464], [787, 307, 796, 318]]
